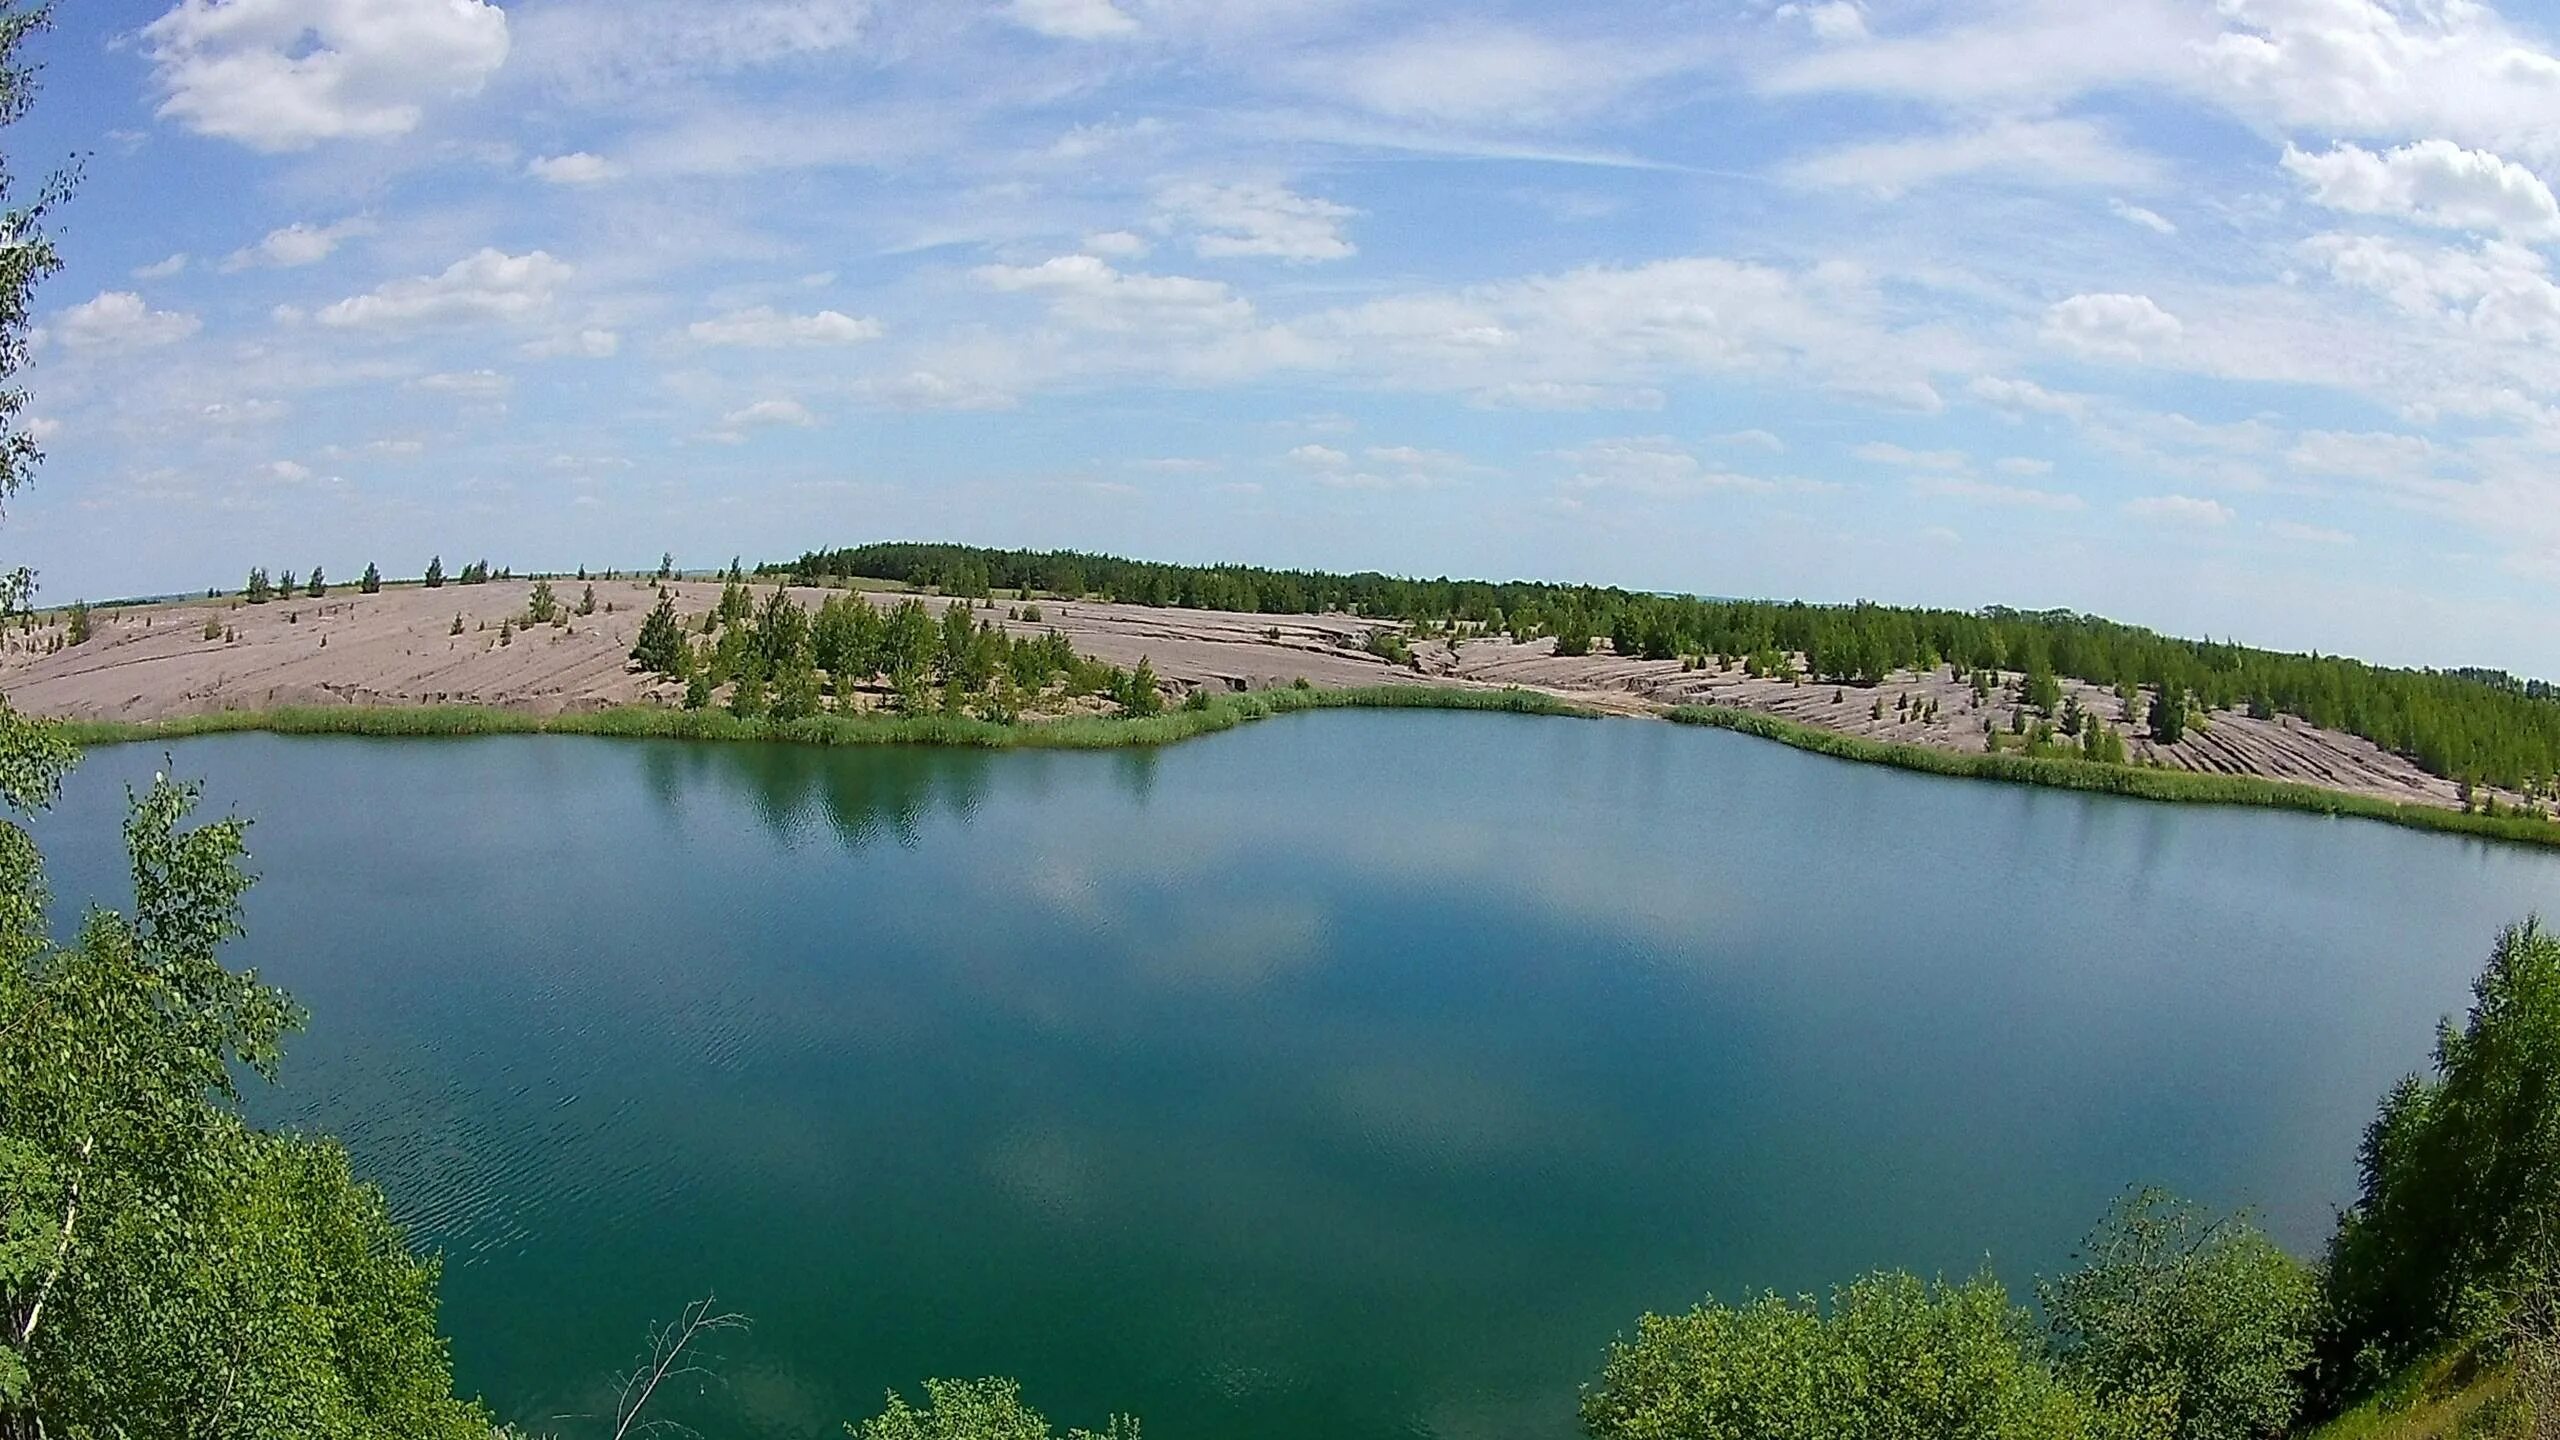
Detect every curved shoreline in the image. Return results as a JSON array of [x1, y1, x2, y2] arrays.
[[52, 686, 2560, 851]]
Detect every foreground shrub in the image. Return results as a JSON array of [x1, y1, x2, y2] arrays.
[[1581, 1271, 2125, 1440], [852, 1376, 1139, 1440], [2043, 1188, 2315, 1440]]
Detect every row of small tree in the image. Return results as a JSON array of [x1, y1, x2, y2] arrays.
[[242, 563, 384, 603], [630, 582, 1165, 723]]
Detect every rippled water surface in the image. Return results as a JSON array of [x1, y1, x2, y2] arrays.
[[36, 711, 2560, 1439]]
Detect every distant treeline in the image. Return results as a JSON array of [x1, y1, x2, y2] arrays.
[[774, 542, 2560, 793]]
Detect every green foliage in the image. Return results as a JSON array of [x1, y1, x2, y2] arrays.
[[683, 668, 712, 711], [57, 600, 80, 645], [850, 1377, 1138, 1440], [1582, 1271, 2125, 1440], [2153, 682, 2188, 745], [359, 562, 381, 595], [526, 578, 559, 624], [2043, 1189, 2317, 1440], [245, 567, 271, 604], [305, 566, 325, 597], [2322, 919, 2560, 1397], [423, 555, 444, 589], [631, 593, 687, 677], [0, 775, 487, 1438], [576, 583, 596, 617], [779, 542, 2560, 791], [657, 551, 675, 582]]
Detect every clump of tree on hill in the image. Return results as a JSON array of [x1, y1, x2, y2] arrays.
[[778, 543, 2560, 793], [629, 583, 1164, 722]]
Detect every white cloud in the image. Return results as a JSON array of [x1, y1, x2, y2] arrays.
[[133, 253, 190, 280], [521, 328, 621, 359], [688, 306, 883, 347], [2286, 429, 2440, 485], [1082, 230, 1151, 259], [53, 291, 202, 351], [1777, 2, 1869, 43], [723, 398, 817, 428], [1713, 428, 1787, 452], [2267, 519, 2356, 546], [976, 254, 1255, 334], [1156, 181, 1357, 263], [1465, 381, 1665, 411], [268, 459, 311, 481], [2201, 1, 2560, 165], [1313, 23, 1687, 126], [512, 0, 875, 96], [23, 416, 59, 443], [2123, 493, 2235, 525], [1852, 441, 1968, 470], [1554, 436, 1775, 498], [2043, 292, 2183, 360], [2283, 140, 2560, 241], [2110, 199, 2177, 234], [316, 250, 570, 329], [409, 369, 510, 397], [528, 151, 622, 185], [1994, 456, 2054, 476], [1968, 374, 2090, 418], [221, 215, 370, 271], [1910, 474, 2086, 511], [141, 0, 510, 152], [1288, 443, 1349, 465], [1785, 117, 2158, 194], [1010, 0, 1137, 41], [853, 371, 1018, 411], [2308, 233, 2560, 342]]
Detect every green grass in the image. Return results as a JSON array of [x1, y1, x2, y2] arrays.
[[2304, 1345, 2528, 1440], [1665, 704, 2560, 850], [55, 684, 1596, 752]]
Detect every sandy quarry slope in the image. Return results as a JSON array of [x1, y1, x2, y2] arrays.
[[0, 577, 2511, 813]]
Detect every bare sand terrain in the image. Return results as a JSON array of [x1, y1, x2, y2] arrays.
[[0, 577, 2506, 812]]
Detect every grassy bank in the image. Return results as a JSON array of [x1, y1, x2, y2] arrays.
[[1666, 704, 2560, 850], [54, 684, 1598, 752]]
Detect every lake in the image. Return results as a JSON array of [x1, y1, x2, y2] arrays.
[[35, 710, 2560, 1439]]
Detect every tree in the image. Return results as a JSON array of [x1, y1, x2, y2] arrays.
[[59, 600, 82, 646], [423, 556, 444, 589], [2042, 1189, 2315, 1440], [853, 1377, 1138, 1440], [1118, 657, 1162, 717], [305, 565, 325, 597], [657, 552, 675, 583], [2322, 919, 2560, 1396], [1582, 1272, 2119, 1440], [359, 562, 381, 595], [2150, 682, 2187, 745], [526, 578, 559, 625], [278, 569, 296, 597], [577, 583, 596, 617], [0, 774, 492, 1440], [245, 568, 271, 604], [771, 651, 823, 722], [631, 594, 687, 678], [728, 655, 767, 719]]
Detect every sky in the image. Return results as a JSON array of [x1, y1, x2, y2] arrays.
[[16, 0, 2560, 675]]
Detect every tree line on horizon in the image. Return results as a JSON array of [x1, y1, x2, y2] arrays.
[[776, 542, 2560, 794]]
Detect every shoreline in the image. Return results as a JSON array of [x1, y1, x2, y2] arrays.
[[55, 687, 2560, 851]]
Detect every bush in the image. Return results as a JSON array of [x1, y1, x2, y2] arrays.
[[852, 1377, 1137, 1440], [1583, 1271, 2117, 1440], [2322, 919, 2560, 1397], [2043, 1189, 2315, 1440]]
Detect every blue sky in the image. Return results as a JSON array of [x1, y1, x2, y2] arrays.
[[19, 0, 2560, 674]]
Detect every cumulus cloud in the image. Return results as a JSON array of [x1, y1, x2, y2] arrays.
[[1287, 444, 1349, 465], [688, 306, 883, 346], [133, 253, 190, 280], [2110, 199, 2177, 234], [1010, 0, 1137, 41], [2283, 140, 2560, 240], [528, 151, 621, 185], [141, 0, 510, 152], [2307, 233, 2560, 342], [221, 216, 370, 271], [1156, 181, 1357, 263], [2042, 292, 2183, 360], [2122, 493, 2234, 525], [1969, 374, 2090, 418], [316, 250, 570, 329], [521, 328, 621, 359], [976, 254, 1255, 334], [1786, 117, 2158, 194], [52, 291, 202, 351], [723, 398, 817, 427], [1082, 230, 1151, 259]]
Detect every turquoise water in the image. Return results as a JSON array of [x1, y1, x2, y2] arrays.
[[36, 711, 2560, 1439]]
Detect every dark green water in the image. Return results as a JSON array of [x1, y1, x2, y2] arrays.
[[35, 711, 2560, 1439]]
